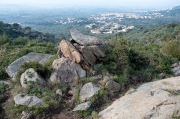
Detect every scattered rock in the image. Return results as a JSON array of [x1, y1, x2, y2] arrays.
[[172, 65, 180, 76], [56, 89, 63, 96], [171, 62, 179, 68], [73, 101, 92, 111], [68, 88, 77, 100], [14, 94, 44, 107], [99, 75, 111, 86], [20, 68, 46, 88], [21, 111, 33, 119], [105, 80, 120, 92], [99, 76, 180, 119], [49, 57, 86, 83], [6, 52, 52, 79], [68, 90, 74, 96], [80, 82, 101, 102], [159, 73, 166, 79]]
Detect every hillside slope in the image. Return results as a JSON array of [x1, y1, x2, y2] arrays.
[[0, 21, 57, 43], [123, 23, 180, 43]]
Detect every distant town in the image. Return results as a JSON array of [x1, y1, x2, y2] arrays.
[[54, 11, 164, 34]]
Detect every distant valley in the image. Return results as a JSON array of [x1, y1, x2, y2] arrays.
[[0, 5, 180, 41]]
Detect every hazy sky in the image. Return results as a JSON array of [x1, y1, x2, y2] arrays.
[[1, 0, 180, 8]]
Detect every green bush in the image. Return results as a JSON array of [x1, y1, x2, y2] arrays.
[[163, 40, 180, 60], [0, 69, 9, 79], [0, 82, 8, 93], [12, 36, 29, 45], [0, 35, 10, 45], [102, 36, 175, 86]]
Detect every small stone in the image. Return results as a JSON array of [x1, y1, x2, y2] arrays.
[[105, 80, 120, 92], [171, 62, 179, 68], [159, 73, 165, 79], [99, 76, 110, 86], [80, 82, 101, 102], [21, 111, 33, 119], [73, 101, 92, 111], [56, 89, 63, 96]]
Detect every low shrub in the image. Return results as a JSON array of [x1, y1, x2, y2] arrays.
[[163, 40, 180, 60], [16, 62, 51, 81], [0, 82, 9, 93]]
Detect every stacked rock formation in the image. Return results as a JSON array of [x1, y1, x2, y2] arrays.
[[60, 30, 105, 70], [49, 30, 105, 83]]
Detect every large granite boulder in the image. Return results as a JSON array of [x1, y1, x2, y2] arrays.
[[87, 45, 105, 58], [14, 94, 44, 107], [80, 82, 101, 102], [99, 76, 180, 119], [78, 46, 97, 67], [60, 40, 84, 63], [70, 30, 105, 47], [20, 68, 46, 88], [59, 31, 105, 70], [6, 52, 52, 79], [49, 57, 86, 83]]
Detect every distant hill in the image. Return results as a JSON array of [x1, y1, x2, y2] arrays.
[[160, 5, 180, 17], [172, 5, 180, 10], [123, 23, 180, 43], [0, 21, 57, 43]]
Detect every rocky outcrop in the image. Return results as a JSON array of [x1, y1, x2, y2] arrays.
[[0, 22, 56, 42], [6, 52, 52, 79], [20, 68, 46, 88], [14, 94, 44, 107], [60, 40, 84, 63], [73, 101, 92, 111], [58, 30, 105, 71], [48, 29, 107, 91], [50, 30, 105, 84], [80, 82, 101, 102], [49, 57, 86, 83], [99, 76, 180, 119]]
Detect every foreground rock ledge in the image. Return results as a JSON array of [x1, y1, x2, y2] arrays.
[[99, 76, 180, 119]]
